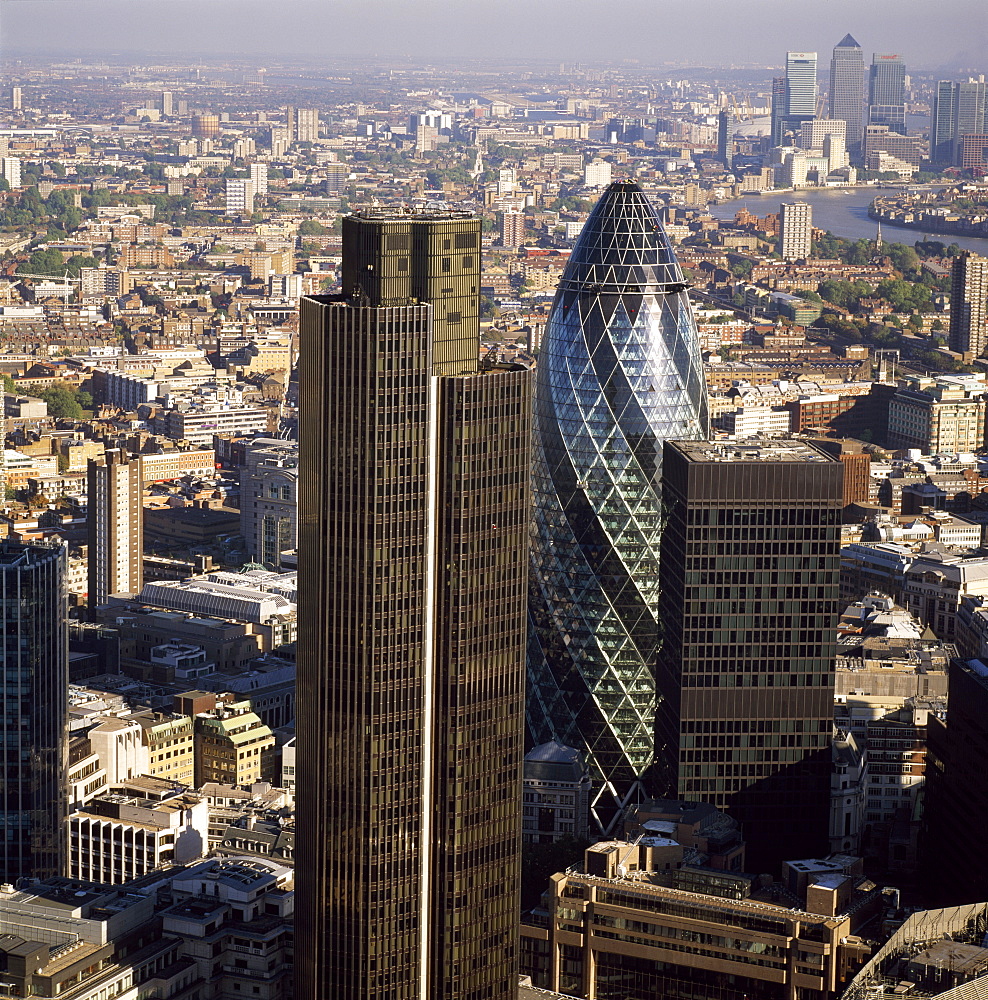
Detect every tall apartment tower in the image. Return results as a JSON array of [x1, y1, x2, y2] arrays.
[[499, 209, 526, 248], [869, 53, 907, 133], [829, 34, 865, 151], [225, 177, 255, 216], [717, 109, 736, 168], [528, 182, 709, 835], [11, 86, 22, 111], [0, 540, 68, 882], [296, 209, 531, 1000], [295, 108, 319, 143], [87, 450, 143, 609], [948, 251, 988, 359], [249, 161, 268, 196], [656, 440, 843, 869], [1, 157, 22, 191], [779, 201, 813, 261]]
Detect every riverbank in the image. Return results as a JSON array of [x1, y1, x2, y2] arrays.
[[869, 198, 988, 241], [706, 186, 988, 254], [868, 206, 988, 240]]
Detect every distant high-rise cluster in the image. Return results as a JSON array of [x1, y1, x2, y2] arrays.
[[932, 79, 988, 166]]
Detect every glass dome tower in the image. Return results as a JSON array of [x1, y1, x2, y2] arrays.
[[528, 182, 709, 834]]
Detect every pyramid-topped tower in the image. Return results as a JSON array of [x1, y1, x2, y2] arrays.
[[527, 182, 708, 835], [830, 33, 866, 150]]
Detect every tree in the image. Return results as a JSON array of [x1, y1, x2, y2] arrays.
[[1, 373, 16, 393], [298, 219, 328, 236], [36, 385, 83, 419], [20, 247, 65, 277], [64, 254, 99, 278]]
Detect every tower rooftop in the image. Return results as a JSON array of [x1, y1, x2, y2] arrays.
[[559, 181, 687, 294]]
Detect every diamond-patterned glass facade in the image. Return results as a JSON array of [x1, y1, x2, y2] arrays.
[[527, 182, 709, 834]]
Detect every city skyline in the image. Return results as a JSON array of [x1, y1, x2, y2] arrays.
[[3, 0, 986, 71], [1, 7, 988, 997]]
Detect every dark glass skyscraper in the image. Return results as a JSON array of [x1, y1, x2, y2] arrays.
[[0, 540, 67, 882], [528, 182, 708, 835], [829, 34, 865, 151], [655, 440, 842, 869], [296, 209, 531, 1000]]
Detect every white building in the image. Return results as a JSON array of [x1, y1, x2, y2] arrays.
[[157, 403, 269, 446], [249, 161, 268, 196], [584, 159, 612, 188], [225, 177, 255, 216], [1, 156, 22, 190], [281, 736, 296, 795], [87, 716, 149, 784], [69, 778, 208, 883], [241, 447, 298, 568], [721, 405, 792, 438], [295, 107, 319, 142]]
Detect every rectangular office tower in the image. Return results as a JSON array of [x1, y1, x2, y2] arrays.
[[771, 53, 818, 146], [656, 441, 842, 869], [296, 209, 532, 1000], [869, 53, 906, 133]]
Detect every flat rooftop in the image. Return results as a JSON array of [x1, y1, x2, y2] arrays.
[[671, 440, 833, 465]]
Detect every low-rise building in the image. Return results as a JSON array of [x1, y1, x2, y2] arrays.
[[68, 777, 208, 883], [523, 741, 591, 844], [195, 699, 278, 787], [886, 375, 988, 455], [0, 856, 293, 1000], [132, 709, 196, 784], [521, 842, 879, 998]]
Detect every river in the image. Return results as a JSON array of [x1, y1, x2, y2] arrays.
[[706, 187, 988, 254]]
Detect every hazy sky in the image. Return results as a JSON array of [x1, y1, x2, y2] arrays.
[[2, 0, 986, 72]]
